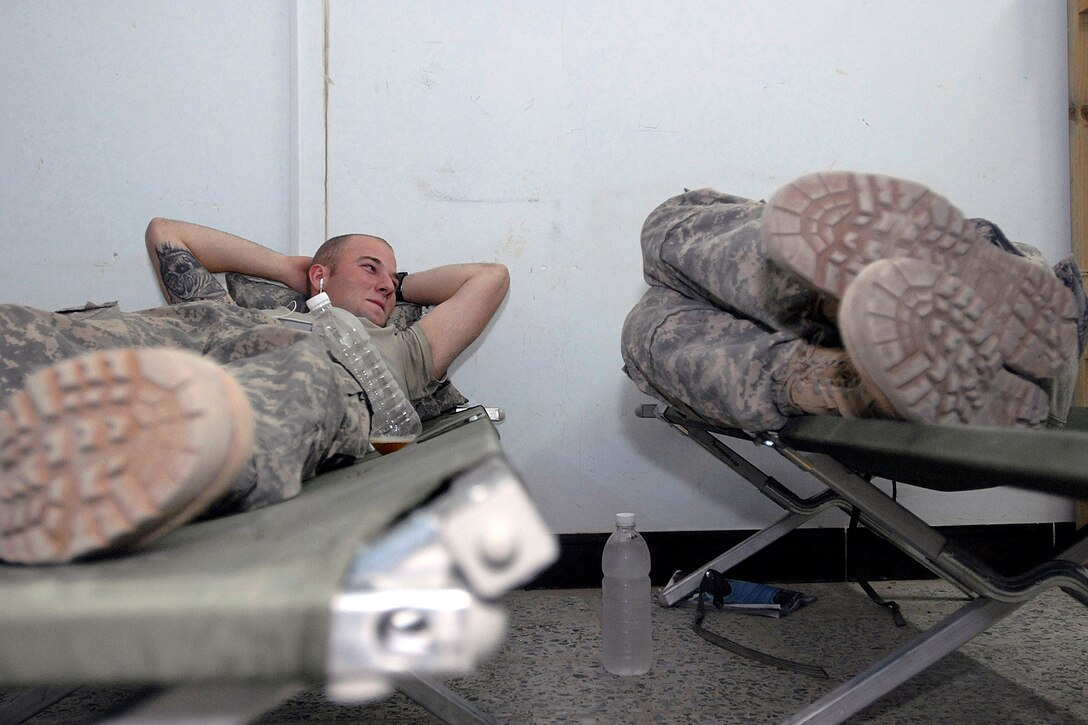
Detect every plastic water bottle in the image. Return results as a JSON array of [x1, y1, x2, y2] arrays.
[[307, 292, 422, 453], [602, 512, 652, 675]]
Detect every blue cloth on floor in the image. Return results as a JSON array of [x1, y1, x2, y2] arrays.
[[695, 570, 816, 617]]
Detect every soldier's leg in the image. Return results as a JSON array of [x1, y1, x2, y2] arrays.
[[639, 188, 833, 340], [0, 347, 254, 564], [0, 301, 281, 398], [204, 335, 371, 516], [761, 172, 1080, 428], [0, 303, 369, 562], [621, 286, 882, 432]]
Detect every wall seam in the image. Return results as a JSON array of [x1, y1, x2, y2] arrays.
[[322, 0, 330, 242]]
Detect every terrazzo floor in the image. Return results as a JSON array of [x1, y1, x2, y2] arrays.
[[5, 580, 1087, 724]]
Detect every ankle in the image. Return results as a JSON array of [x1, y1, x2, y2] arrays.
[[779, 346, 886, 418]]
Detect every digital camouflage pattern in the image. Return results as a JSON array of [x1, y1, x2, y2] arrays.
[[622, 284, 810, 431], [0, 301, 370, 514], [637, 188, 834, 339], [622, 189, 1088, 431], [623, 189, 834, 431], [225, 271, 468, 419], [225, 272, 308, 311]]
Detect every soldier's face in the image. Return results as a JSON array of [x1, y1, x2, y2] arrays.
[[323, 236, 398, 325]]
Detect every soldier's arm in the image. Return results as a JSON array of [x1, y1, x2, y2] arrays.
[[144, 218, 311, 304], [402, 263, 510, 379]]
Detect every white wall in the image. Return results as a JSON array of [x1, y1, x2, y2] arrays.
[[0, 0, 293, 312], [0, 1, 1075, 536], [324, 0, 1075, 533]]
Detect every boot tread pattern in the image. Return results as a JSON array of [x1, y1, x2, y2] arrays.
[[841, 258, 1050, 428], [0, 349, 250, 564], [763, 171, 1079, 382]]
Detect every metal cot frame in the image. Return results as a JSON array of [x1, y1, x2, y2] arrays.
[[640, 403, 1088, 725], [0, 406, 556, 725]]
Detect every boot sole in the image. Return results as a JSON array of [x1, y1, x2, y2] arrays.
[[0, 348, 254, 564], [840, 258, 1051, 427], [761, 171, 1078, 381]]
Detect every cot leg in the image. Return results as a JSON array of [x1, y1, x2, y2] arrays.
[[782, 596, 1019, 725], [657, 510, 813, 607], [0, 686, 79, 724], [100, 683, 303, 724], [397, 673, 498, 725]]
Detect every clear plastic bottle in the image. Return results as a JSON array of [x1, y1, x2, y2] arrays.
[[601, 512, 652, 675], [307, 292, 422, 453]]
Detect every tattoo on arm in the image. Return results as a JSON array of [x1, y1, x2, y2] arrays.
[[156, 243, 232, 304]]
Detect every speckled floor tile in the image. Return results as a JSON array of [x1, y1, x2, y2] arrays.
[[5, 581, 1087, 724], [263, 581, 1088, 724]]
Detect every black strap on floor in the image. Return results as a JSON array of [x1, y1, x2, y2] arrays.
[[849, 506, 907, 628], [692, 573, 829, 680]]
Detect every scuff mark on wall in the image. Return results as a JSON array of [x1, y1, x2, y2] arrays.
[[91, 252, 120, 271], [427, 189, 542, 204]]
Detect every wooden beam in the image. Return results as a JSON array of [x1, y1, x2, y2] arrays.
[[1070, 0, 1088, 528]]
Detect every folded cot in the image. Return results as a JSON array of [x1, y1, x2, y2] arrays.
[[0, 406, 556, 724], [637, 402, 1088, 725]]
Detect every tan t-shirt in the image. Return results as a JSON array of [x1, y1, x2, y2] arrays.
[[356, 314, 444, 402], [271, 305, 444, 403]]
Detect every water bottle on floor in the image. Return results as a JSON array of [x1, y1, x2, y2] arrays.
[[602, 512, 652, 675], [307, 291, 421, 453]]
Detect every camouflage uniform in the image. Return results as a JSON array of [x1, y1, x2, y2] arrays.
[[0, 301, 370, 515], [621, 188, 1088, 432], [621, 189, 833, 431]]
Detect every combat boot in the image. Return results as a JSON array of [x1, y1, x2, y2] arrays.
[[0, 348, 254, 564], [761, 171, 1079, 426], [838, 257, 1060, 427], [779, 345, 890, 418]]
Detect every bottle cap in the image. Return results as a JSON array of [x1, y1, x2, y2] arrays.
[[306, 292, 332, 311], [615, 512, 636, 527]]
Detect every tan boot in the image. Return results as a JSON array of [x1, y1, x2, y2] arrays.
[[760, 171, 1080, 375], [839, 257, 1061, 428], [781, 346, 890, 418], [0, 348, 254, 564]]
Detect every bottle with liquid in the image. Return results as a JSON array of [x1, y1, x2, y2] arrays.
[[307, 292, 422, 453], [601, 512, 652, 675]]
